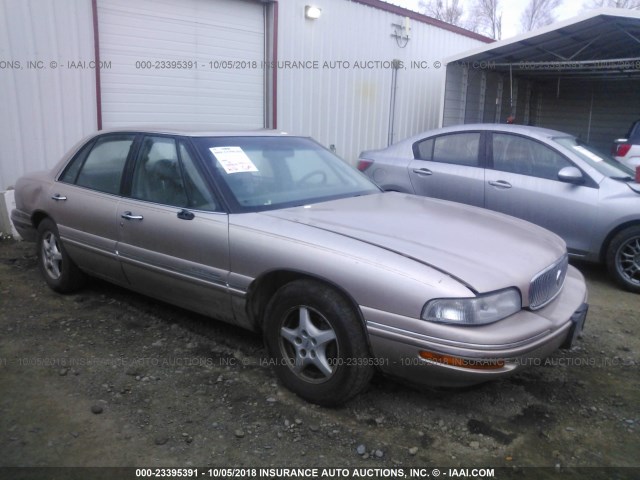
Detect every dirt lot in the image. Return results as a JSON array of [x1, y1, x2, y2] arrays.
[[0, 237, 638, 477]]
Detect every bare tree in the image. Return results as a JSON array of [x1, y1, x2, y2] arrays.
[[520, 0, 562, 32], [583, 0, 640, 8], [419, 0, 465, 25], [470, 0, 503, 40]]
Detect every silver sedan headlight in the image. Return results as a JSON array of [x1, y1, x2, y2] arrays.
[[422, 288, 522, 325]]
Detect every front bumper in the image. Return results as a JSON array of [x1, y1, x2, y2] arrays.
[[364, 265, 588, 387]]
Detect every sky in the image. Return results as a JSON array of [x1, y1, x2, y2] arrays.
[[388, 0, 583, 39]]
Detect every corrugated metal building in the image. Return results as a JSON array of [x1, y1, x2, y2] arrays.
[[275, 0, 489, 160], [442, 8, 640, 152], [0, 0, 489, 196]]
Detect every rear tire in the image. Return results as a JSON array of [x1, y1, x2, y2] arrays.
[[264, 279, 373, 406], [606, 226, 640, 293], [37, 218, 85, 293]]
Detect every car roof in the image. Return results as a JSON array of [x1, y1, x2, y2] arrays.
[[409, 123, 572, 142], [92, 127, 294, 138], [369, 123, 577, 157]]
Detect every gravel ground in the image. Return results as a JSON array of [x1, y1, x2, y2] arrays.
[[0, 238, 638, 479]]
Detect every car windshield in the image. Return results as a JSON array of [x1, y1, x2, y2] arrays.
[[554, 137, 635, 179], [193, 136, 380, 212]]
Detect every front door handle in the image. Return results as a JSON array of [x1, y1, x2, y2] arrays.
[[488, 180, 512, 189], [51, 194, 67, 201], [412, 168, 433, 176], [121, 211, 144, 220]]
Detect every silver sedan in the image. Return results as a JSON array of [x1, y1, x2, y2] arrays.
[[12, 128, 587, 405], [359, 124, 640, 293]]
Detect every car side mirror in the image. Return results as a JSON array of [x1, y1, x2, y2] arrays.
[[557, 166, 584, 185]]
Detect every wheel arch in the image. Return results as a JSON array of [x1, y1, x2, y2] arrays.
[[31, 210, 51, 229], [600, 220, 640, 263], [246, 269, 368, 335]]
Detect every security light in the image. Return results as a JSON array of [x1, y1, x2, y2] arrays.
[[305, 5, 322, 19]]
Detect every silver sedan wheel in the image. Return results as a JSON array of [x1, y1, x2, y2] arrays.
[[279, 306, 338, 384], [41, 231, 63, 280], [616, 236, 640, 288]]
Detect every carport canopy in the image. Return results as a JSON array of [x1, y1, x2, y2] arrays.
[[440, 8, 640, 150], [445, 8, 640, 80]]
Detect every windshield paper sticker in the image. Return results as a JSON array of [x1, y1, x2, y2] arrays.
[[210, 147, 259, 174], [572, 145, 602, 163]]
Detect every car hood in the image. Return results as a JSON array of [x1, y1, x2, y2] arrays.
[[262, 192, 566, 296]]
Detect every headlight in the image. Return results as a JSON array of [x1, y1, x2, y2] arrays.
[[422, 288, 521, 325]]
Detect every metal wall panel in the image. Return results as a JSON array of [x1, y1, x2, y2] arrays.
[[483, 72, 500, 123], [276, 0, 486, 163], [1, 0, 486, 192], [442, 64, 466, 126], [535, 79, 640, 152], [587, 81, 640, 150], [463, 68, 483, 123], [0, 0, 96, 190], [97, 0, 265, 129]]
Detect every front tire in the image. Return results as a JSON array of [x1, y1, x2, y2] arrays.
[[37, 218, 85, 293], [606, 226, 640, 293], [264, 279, 373, 406]]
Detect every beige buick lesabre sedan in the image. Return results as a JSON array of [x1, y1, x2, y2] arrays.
[[12, 129, 588, 406]]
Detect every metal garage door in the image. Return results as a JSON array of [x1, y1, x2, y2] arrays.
[[98, 0, 265, 129]]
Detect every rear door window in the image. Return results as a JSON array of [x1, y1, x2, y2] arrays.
[[70, 135, 135, 195], [414, 133, 481, 167]]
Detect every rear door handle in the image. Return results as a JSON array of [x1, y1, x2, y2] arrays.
[[412, 168, 433, 176], [51, 194, 67, 201], [121, 211, 144, 220], [488, 180, 512, 189]]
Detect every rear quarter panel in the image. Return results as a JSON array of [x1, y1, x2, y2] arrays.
[[361, 146, 415, 193], [14, 172, 53, 220]]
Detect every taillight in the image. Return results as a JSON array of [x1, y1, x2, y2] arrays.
[[357, 159, 373, 172], [613, 143, 632, 157]]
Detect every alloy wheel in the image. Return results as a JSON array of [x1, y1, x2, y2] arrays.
[[41, 231, 63, 280], [279, 306, 338, 384], [616, 236, 640, 287]]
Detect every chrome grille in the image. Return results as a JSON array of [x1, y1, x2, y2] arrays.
[[529, 254, 569, 310]]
